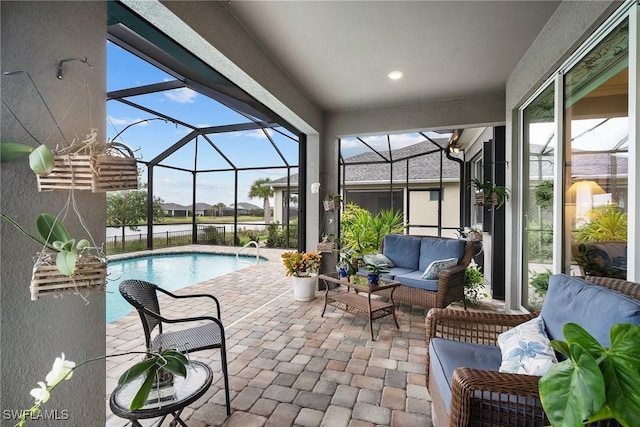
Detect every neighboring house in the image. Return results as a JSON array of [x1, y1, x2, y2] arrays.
[[163, 202, 190, 217], [271, 139, 464, 238]]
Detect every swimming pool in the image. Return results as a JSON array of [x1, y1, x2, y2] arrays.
[[107, 252, 260, 323]]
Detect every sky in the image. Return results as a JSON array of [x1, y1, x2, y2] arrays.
[[106, 41, 450, 207]]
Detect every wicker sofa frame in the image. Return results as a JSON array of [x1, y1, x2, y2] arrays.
[[426, 275, 640, 427], [377, 235, 474, 311]]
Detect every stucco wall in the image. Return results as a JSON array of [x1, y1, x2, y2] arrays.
[[1, 2, 106, 424], [503, 0, 620, 310]]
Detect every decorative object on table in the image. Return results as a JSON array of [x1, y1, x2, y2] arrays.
[[282, 250, 322, 301], [18, 349, 189, 427], [463, 263, 486, 306], [539, 322, 640, 427], [363, 261, 390, 285], [1, 212, 107, 301], [470, 178, 510, 208]]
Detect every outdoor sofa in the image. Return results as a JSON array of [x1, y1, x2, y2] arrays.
[[426, 274, 640, 427], [368, 234, 473, 310]]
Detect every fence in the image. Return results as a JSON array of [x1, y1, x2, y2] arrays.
[[106, 225, 226, 254]]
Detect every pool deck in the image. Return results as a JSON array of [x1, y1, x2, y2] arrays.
[[106, 245, 438, 426]]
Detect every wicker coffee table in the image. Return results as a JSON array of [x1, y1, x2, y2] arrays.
[[319, 272, 400, 340]]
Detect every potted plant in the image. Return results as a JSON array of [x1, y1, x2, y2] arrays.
[[539, 322, 640, 426], [463, 263, 486, 305], [281, 250, 322, 301], [1, 212, 107, 300], [323, 194, 342, 211], [317, 233, 337, 252], [470, 178, 510, 208], [363, 262, 390, 285]]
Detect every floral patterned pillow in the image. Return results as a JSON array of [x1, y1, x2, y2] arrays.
[[497, 316, 557, 376], [363, 253, 395, 268], [421, 257, 458, 279]]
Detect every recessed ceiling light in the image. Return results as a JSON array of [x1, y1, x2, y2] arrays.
[[387, 71, 404, 80]]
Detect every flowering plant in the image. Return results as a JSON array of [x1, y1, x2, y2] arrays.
[[17, 350, 188, 426], [281, 251, 322, 277]]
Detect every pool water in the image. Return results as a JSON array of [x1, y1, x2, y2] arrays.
[[107, 252, 259, 323]]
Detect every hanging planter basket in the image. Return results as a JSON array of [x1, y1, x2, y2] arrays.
[[317, 241, 336, 252], [473, 191, 498, 207], [30, 251, 107, 301], [36, 154, 138, 193], [323, 200, 337, 211]]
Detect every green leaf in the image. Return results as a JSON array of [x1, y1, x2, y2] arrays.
[[0, 141, 33, 162], [596, 324, 640, 425], [550, 339, 570, 357], [55, 250, 77, 276], [564, 323, 606, 360], [36, 214, 71, 246], [118, 359, 156, 385], [52, 241, 65, 251], [159, 352, 188, 378], [28, 144, 55, 175], [76, 239, 90, 251], [129, 366, 157, 411], [540, 343, 605, 427]]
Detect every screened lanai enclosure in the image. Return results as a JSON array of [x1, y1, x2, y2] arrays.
[[107, 3, 303, 250]]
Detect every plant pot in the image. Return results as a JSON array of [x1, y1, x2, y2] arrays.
[[36, 154, 138, 193], [30, 251, 107, 300], [292, 275, 317, 301], [338, 267, 348, 278], [317, 241, 336, 252], [147, 368, 176, 405], [323, 200, 337, 211], [367, 273, 379, 285]]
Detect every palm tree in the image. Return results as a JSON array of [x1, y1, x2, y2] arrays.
[[248, 178, 274, 225], [213, 202, 226, 217]]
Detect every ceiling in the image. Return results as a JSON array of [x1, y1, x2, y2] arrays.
[[224, 1, 561, 112]]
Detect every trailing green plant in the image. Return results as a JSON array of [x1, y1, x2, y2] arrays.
[[470, 178, 510, 208], [529, 269, 551, 299], [534, 180, 554, 210], [539, 322, 640, 427], [573, 204, 627, 243], [464, 264, 486, 305]]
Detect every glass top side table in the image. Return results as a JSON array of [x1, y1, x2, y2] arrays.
[[110, 360, 213, 427]]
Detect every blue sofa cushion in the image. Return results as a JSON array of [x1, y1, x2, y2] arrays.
[[381, 266, 415, 280], [430, 338, 502, 413], [419, 238, 465, 272], [540, 274, 640, 347], [395, 271, 439, 291], [382, 234, 421, 270]]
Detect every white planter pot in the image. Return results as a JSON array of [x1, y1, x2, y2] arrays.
[[292, 275, 317, 301]]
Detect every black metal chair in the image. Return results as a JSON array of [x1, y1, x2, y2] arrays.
[[119, 279, 230, 416]]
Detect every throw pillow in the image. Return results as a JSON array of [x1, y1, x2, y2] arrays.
[[421, 257, 458, 279], [497, 316, 557, 376], [363, 254, 395, 268]]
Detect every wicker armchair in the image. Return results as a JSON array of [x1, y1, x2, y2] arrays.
[[426, 275, 639, 427], [378, 235, 474, 310]]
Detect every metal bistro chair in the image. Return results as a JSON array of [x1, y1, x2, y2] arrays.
[[119, 279, 231, 416]]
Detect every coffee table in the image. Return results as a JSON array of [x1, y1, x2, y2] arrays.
[[319, 272, 400, 340], [110, 360, 213, 427]]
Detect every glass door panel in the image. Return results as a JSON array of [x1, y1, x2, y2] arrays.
[[522, 84, 555, 310], [563, 20, 629, 280]]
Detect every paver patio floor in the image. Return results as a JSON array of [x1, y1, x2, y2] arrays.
[[106, 245, 435, 427]]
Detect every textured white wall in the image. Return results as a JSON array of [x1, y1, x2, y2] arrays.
[[1, 2, 106, 424]]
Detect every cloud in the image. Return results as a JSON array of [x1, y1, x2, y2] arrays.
[[107, 116, 150, 127], [165, 88, 197, 104], [232, 129, 269, 139]]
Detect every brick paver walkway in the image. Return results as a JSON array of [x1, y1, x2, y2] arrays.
[[106, 245, 433, 427]]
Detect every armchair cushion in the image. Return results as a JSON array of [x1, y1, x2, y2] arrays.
[[429, 338, 502, 412], [418, 238, 465, 271], [422, 257, 458, 279], [497, 316, 556, 376], [382, 234, 421, 270], [540, 274, 640, 346]]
